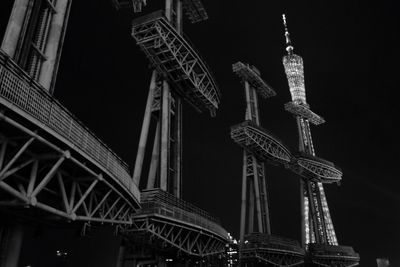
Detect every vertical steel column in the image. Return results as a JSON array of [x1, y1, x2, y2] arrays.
[[147, 123, 160, 189], [38, 0, 72, 93], [0, 223, 24, 267], [1, 0, 30, 58], [239, 151, 248, 245], [133, 71, 158, 185], [247, 179, 254, 233], [251, 156, 263, 233], [160, 80, 170, 191], [173, 98, 182, 198]]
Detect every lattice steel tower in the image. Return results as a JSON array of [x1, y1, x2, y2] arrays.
[[130, 0, 220, 198], [231, 63, 305, 266], [282, 14, 359, 266]]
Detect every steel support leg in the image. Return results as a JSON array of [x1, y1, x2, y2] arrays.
[[160, 80, 170, 191], [134, 70, 157, 185], [0, 223, 24, 267], [1, 0, 30, 58]]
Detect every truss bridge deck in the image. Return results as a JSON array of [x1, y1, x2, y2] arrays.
[[131, 11, 221, 116]]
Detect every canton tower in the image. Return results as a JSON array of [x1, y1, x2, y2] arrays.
[[282, 14, 360, 266]]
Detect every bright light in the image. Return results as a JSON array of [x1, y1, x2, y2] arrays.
[[166, 259, 173, 262], [283, 54, 307, 105]]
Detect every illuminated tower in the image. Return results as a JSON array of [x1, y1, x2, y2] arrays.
[[231, 62, 304, 266], [282, 14, 360, 266]]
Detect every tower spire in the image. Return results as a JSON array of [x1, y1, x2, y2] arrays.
[[282, 14, 294, 55]]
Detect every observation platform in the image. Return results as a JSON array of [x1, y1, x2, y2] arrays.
[[308, 243, 360, 267], [0, 50, 140, 225], [232, 62, 276, 98], [290, 152, 343, 183], [127, 189, 229, 257], [230, 120, 292, 164], [131, 11, 220, 116], [241, 233, 305, 266], [285, 101, 325, 125]]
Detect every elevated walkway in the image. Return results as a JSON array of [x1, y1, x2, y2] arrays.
[[126, 189, 229, 257], [0, 50, 140, 224]]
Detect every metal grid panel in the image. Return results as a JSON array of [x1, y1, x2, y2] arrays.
[[132, 11, 220, 116], [0, 50, 140, 202]]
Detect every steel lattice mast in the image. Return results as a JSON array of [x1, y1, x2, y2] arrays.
[[234, 62, 274, 241], [231, 63, 305, 266], [129, 0, 220, 198], [282, 14, 359, 266]]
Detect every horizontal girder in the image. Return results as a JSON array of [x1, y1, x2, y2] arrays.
[[0, 50, 140, 205], [285, 102, 325, 125], [231, 121, 292, 164], [232, 62, 276, 98], [0, 115, 138, 225], [131, 11, 220, 116]]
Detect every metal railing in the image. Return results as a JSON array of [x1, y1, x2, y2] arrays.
[[0, 50, 140, 202], [137, 189, 228, 239]]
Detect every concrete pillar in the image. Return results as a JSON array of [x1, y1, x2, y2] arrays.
[[0, 223, 24, 267], [1, 0, 30, 58], [38, 0, 71, 92]]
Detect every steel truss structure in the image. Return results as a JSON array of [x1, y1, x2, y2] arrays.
[[241, 234, 305, 267], [292, 154, 342, 184], [114, 0, 229, 263], [284, 102, 325, 126], [0, 50, 140, 204], [308, 244, 360, 267], [0, 113, 139, 225], [231, 61, 305, 266], [232, 62, 276, 98], [128, 193, 227, 257], [281, 14, 359, 266], [231, 120, 292, 165], [131, 10, 220, 116]]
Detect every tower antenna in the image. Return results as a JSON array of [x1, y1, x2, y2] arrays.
[[282, 14, 294, 54]]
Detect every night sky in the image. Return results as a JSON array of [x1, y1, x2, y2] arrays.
[[1, 0, 399, 266]]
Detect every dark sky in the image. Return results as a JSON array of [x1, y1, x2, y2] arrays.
[[1, 0, 399, 267]]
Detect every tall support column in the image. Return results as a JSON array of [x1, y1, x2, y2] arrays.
[[173, 98, 182, 198], [1, 0, 30, 58], [251, 156, 263, 233], [160, 80, 170, 191], [0, 223, 24, 267], [133, 71, 158, 185], [147, 123, 160, 189], [239, 151, 248, 245], [38, 0, 72, 93], [247, 179, 254, 234]]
